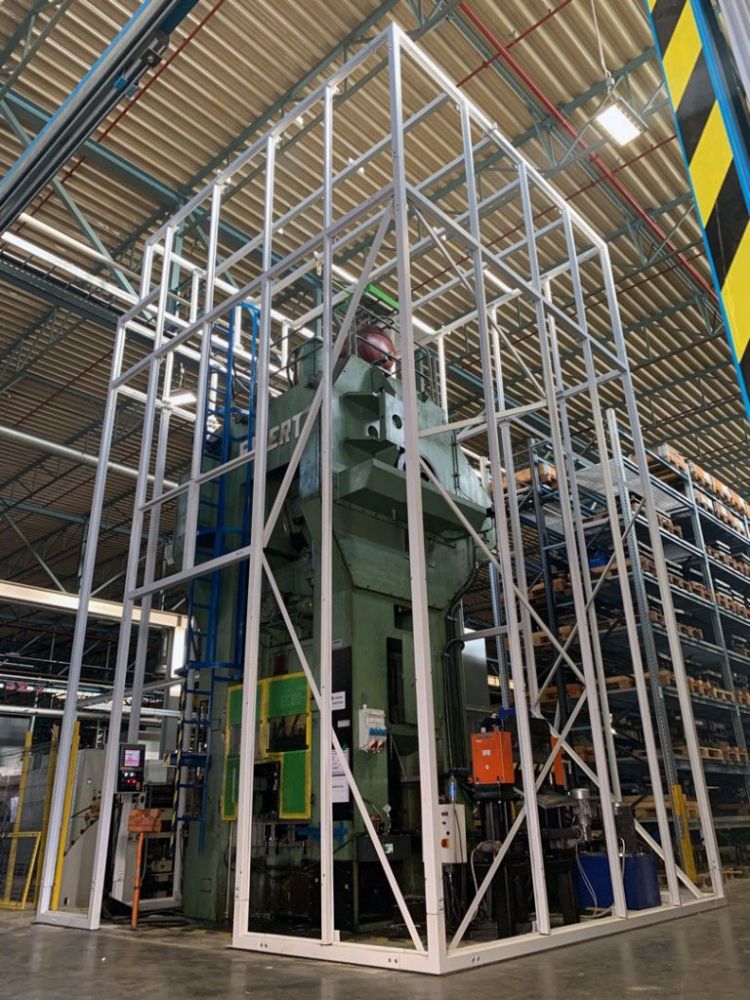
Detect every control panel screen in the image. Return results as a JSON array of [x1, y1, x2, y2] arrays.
[[117, 743, 145, 794]]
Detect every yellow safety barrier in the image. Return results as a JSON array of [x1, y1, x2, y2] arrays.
[[672, 782, 698, 883], [0, 832, 42, 910], [0, 729, 61, 909], [51, 721, 80, 911]]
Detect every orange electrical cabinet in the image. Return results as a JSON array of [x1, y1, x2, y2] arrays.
[[471, 730, 514, 785], [550, 737, 566, 787]]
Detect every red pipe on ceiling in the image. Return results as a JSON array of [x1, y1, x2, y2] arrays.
[[457, 0, 717, 303], [456, 0, 575, 88], [572, 133, 676, 197]]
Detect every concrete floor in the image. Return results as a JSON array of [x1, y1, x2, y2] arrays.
[[3, 885, 750, 1000]]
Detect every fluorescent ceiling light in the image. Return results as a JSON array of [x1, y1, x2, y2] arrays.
[[595, 100, 646, 146], [166, 389, 197, 407]]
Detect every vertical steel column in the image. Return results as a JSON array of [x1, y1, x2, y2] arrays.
[[548, 334, 617, 757], [601, 413, 682, 903], [488, 563, 511, 708], [36, 313, 132, 918], [173, 269, 202, 874], [528, 442, 568, 723], [86, 225, 178, 927], [543, 280, 620, 798], [232, 134, 277, 945], [388, 28, 446, 965], [518, 164, 626, 918], [463, 123, 550, 933], [479, 456, 511, 710], [437, 334, 448, 417], [489, 316, 538, 705], [684, 471, 748, 762], [319, 82, 335, 945], [600, 240, 724, 897], [127, 350, 175, 742], [183, 191, 224, 572], [557, 213, 678, 898], [611, 429, 679, 783]]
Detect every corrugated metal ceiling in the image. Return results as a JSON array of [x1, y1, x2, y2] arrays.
[[0, 0, 746, 601]]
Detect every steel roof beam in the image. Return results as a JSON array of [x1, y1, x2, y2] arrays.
[[665, 409, 747, 444], [0, 0, 76, 102], [0, 578, 184, 628], [0, 0, 201, 232], [0, 308, 84, 396], [1, 90, 276, 274], [71, 0, 455, 282], [0, 504, 65, 591], [0, 495, 141, 539], [0, 424, 178, 488], [634, 362, 733, 400], [1, 518, 87, 586], [181, 0, 402, 184], [1, 100, 134, 294], [3, 90, 181, 206], [622, 296, 703, 336], [0, 420, 187, 584], [1, 371, 108, 411], [0, 256, 119, 327], [2, 89, 312, 293]]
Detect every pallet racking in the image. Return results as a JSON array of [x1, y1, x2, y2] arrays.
[[509, 439, 750, 871]]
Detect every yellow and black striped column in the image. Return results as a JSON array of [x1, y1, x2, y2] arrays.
[[647, 0, 750, 400]]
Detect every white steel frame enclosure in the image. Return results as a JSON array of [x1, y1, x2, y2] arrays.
[[38, 24, 724, 974]]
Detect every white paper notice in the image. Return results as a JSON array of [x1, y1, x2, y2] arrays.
[[331, 690, 346, 712], [331, 747, 349, 803]]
